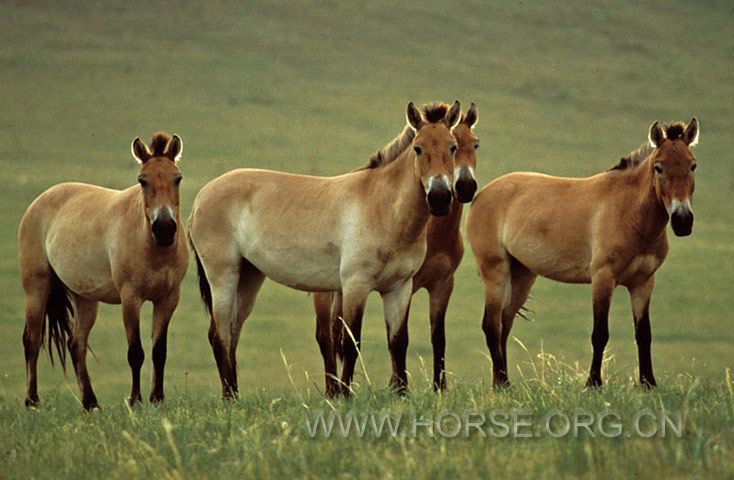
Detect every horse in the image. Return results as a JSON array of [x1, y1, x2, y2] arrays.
[[19, 133, 189, 410], [189, 101, 462, 398], [312, 103, 480, 392], [466, 118, 699, 388]]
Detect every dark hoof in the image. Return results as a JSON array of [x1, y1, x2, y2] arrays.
[[433, 376, 448, 392], [149, 393, 165, 404], [83, 401, 100, 411], [339, 384, 353, 398], [492, 375, 510, 389], [640, 377, 657, 389], [585, 376, 603, 389], [24, 396, 39, 408], [325, 383, 341, 399], [127, 394, 143, 407]]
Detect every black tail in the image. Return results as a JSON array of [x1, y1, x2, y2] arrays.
[[189, 233, 213, 316], [43, 270, 73, 371]]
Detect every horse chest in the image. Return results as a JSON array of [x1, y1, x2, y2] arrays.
[[618, 254, 663, 284]]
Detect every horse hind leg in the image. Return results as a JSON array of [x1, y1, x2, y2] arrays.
[[69, 294, 100, 410], [228, 259, 266, 397], [21, 266, 52, 408], [478, 253, 512, 387], [500, 260, 537, 381]]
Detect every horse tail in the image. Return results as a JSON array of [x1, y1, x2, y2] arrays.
[[189, 233, 213, 317], [43, 269, 73, 372], [190, 237, 213, 317]]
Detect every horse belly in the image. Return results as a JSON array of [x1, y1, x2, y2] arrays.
[[245, 246, 342, 291], [45, 231, 120, 303], [510, 242, 592, 284]]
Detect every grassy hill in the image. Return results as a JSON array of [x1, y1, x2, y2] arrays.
[[0, 1, 732, 478]]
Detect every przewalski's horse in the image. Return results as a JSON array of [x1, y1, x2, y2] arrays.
[[313, 103, 480, 392], [19, 133, 189, 410], [189, 101, 462, 398], [467, 119, 699, 388]]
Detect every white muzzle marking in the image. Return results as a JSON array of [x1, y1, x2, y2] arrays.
[[668, 198, 692, 216]]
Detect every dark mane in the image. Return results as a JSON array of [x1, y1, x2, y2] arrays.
[[364, 124, 415, 169], [150, 132, 172, 156], [609, 140, 653, 172], [665, 122, 686, 140], [421, 102, 450, 124], [362, 102, 451, 170]]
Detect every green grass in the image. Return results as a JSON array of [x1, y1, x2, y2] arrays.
[[0, 0, 733, 478]]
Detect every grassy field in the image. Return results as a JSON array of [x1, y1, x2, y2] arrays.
[[1, 0, 732, 478]]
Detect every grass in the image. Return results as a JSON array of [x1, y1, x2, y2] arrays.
[[0, 0, 732, 478]]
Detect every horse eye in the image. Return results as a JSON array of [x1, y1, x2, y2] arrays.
[[138, 178, 148, 187], [654, 165, 663, 174], [473, 144, 479, 150], [449, 145, 457, 154], [691, 164, 697, 172], [413, 146, 422, 155], [174, 176, 183, 186]]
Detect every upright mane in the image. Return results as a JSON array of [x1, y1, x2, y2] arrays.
[[150, 132, 172, 156], [364, 102, 450, 169], [609, 122, 689, 172], [609, 141, 653, 171]]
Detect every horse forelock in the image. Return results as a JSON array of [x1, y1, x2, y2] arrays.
[[665, 122, 686, 141], [421, 102, 450, 124], [150, 132, 172, 156]]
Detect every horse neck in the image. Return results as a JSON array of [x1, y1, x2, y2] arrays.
[[428, 200, 463, 236], [624, 159, 669, 244], [378, 149, 430, 244]]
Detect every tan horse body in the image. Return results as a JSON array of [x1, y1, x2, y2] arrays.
[[189, 102, 462, 398], [467, 119, 699, 388], [19, 133, 188, 409], [313, 104, 480, 391]]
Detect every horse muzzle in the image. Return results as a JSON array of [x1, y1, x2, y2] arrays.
[[426, 177, 453, 217], [454, 168, 477, 203], [152, 217, 178, 247], [669, 199, 693, 237], [671, 210, 693, 237]]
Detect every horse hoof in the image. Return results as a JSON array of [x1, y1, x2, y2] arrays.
[[585, 377, 603, 389], [149, 393, 165, 404], [24, 397, 39, 408], [640, 378, 657, 389]]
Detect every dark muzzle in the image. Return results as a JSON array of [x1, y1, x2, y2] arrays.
[[427, 185, 453, 217], [152, 217, 177, 246], [455, 174, 477, 203], [671, 210, 693, 237]]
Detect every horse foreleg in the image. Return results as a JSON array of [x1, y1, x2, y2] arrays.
[[121, 294, 144, 406], [150, 290, 180, 403], [382, 279, 413, 394], [338, 284, 370, 396], [69, 295, 99, 410], [314, 291, 339, 397], [628, 276, 657, 388], [586, 268, 615, 388], [428, 276, 453, 391]]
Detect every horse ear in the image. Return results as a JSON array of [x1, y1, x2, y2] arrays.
[[446, 100, 461, 128], [463, 102, 478, 128], [166, 134, 183, 161], [648, 121, 665, 148], [406, 102, 423, 131], [131, 137, 151, 164], [685, 117, 699, 147]]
